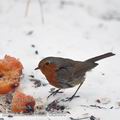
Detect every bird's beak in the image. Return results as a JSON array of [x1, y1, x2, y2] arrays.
[[34, 67, 39, 70]]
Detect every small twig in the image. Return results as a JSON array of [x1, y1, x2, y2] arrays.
[[90, 105, 106, 109], [70, 115, 99, 120], [80, 105, 107, 109], [70, 116, 91, 120], [25, 0, 31, 17], [80, 117, 90, 120], [38, 0, 45, 24]]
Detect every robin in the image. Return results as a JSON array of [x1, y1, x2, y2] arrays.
[[35, 52, 115, 101]]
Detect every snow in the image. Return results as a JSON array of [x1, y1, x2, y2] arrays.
[[0, 0, 120, 119]]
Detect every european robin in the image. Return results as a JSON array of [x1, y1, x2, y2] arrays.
[[35, 52, 115, 101]]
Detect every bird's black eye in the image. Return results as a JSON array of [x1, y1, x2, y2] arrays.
[[45, 62, 50, 65]]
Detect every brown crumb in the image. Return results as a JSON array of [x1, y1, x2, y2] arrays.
[[90, 115, 96, 120], [35, 50, 39, 55], [8, 114, 13, 117], [26, 30, 34, 35], [29, 75, 35, 78], [101, 73, 105, 76], [30, 78, 47, 87], [96, 99, 101, 103], [117, 102, 120, 106], [31, 44, 35, 48]]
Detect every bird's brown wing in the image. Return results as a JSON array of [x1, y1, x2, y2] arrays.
[[56, 65, 75, 88], [73, 61, 98, 79], [56, 61, 98, 88]]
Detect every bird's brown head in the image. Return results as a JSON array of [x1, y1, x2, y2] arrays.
[[34, 57, 61, 88], [34, 57, 58, 76]]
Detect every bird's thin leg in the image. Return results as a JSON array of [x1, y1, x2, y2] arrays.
[[66, 80, 84, 101], [47, 88, 62, 99]]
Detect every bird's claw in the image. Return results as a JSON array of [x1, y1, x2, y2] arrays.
[[64, 95, 80, 102], [47, 89, 63, 99]]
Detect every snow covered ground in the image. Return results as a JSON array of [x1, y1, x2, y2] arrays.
[[0, 0, 120, 119]]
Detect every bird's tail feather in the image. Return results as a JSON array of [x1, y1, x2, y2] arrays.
[[85, 52, 115, 63]]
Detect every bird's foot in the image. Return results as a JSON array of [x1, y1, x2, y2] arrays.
[[64, 95, 80, 102], [47, 89, 63, 99]]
